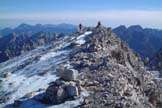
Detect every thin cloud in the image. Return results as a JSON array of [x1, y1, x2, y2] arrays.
[[1, 10, 162, 28]]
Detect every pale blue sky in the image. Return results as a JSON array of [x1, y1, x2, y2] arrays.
[[0, 0, 162, 28]]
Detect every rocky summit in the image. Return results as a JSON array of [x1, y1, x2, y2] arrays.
[[67, 25, 162, 108], [0, 24, 162, 108]]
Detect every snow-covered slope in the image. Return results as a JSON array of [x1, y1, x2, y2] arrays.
[[0, 31, 92, 108]]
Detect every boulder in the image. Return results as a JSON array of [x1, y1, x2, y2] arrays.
[[0, 95, 10, 104], [58, 67, 78, 81], [44, 78, 81, 105], [2, 72, 11, 78], [45, 85, 66, 104], [65, 83, 79, 98], [56, 87, 67, 104], [55, 79, 66, 86]]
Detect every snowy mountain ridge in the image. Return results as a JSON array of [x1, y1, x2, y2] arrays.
[[0, 25, 162, 108]]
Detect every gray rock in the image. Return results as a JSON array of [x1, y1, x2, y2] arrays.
[[44, 77, 82, 105], [58, 66, 78, 81], [65, 84, 79, 98], [45, 85, 66, 104], [56, 87, 67, 104], [2, 72, 11, 78], [0, 91, 11, 104], [57, 79, 66, 86]]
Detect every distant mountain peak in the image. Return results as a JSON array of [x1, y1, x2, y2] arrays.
[[113, 25, 127, 31], [113, 25, 162, 60], [17, 23, 32, 28], [35, 24, 43, 27], [128, 25, 143, 31], [117, 25, 127, 29]]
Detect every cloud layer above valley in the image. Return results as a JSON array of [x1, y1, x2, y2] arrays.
[[1, 10, 162, 29]]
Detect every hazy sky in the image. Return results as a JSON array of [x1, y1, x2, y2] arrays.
[[0, 0, 162, 29]]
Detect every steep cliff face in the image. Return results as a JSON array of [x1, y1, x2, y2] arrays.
[[0, 25, 161, 108]]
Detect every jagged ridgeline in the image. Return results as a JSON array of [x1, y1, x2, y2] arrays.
[[69, 25, 162, 107], [0, 24, 162, 108], [0, 23, 77, 63]]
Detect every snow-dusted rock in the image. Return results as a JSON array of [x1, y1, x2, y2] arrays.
[[58, 66, 79, 81], [44, 79, 81, 105], [75, 31, 92, 45], [2, 72, 11, 78]]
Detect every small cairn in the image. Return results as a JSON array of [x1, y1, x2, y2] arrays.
[[44, 65, 82, 105]]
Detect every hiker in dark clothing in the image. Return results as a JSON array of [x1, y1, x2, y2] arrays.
[[96, 21, 101, 28], [78, 23, 83, 33]]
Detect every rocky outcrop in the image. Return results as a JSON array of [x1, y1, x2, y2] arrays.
[[57, 65, 79, 81], [67, 26, 162, 107], [44, 66, 81, 105]]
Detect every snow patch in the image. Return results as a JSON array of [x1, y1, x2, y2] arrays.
[[149, 70, 160, 78], [76, 31, 92, 45], [2, 73, 58, 105], [40, 50, 69, 61]]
